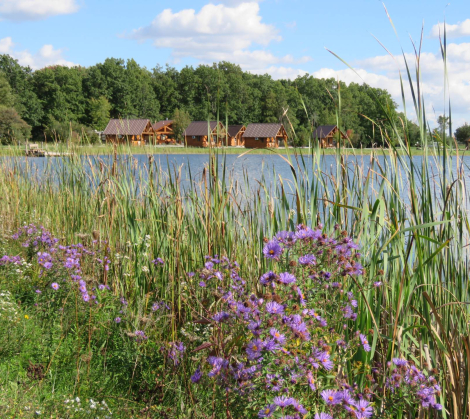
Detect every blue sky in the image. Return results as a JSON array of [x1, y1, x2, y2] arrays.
[[0, 0, 469, 125]]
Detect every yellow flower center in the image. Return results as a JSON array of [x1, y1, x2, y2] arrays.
[[275, 333, 280, 338], [328, 396, 333, 401], [269, 250, 274, 254], [361, 407, 366, 412], [265, 409, 270, 414], [252, 345, 258, 351]]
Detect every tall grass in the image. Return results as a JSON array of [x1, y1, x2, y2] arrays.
[[1, 22, 470, 419]]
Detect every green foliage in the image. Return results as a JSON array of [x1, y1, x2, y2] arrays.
[[0, 73, 15, 108], [172, 108, 191, 142], [45, 118, 99, 144], [88, 96, 111, 131], [0, 106, 31, 144], [455, 122, 470, 143], [0, 54, 409, 147]]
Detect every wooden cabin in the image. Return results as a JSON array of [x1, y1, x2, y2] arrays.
[[153, 120, 176, 144], [227, 125, 246, 146], [312, 125, 347, 148], [103, 119, 154, 145], [184, 121, 226, 147], [243, 123, 288, 149]]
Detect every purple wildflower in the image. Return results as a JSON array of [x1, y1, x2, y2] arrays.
[[360, 334, 371, 352], [298, 254, 316, 265], [321, 389, 342, 405], [263, 240, 283, 259], [82, 294, 90, 302], [307, 371, 316, 390], [279, 272, 296, 284], [213, 311, 230, 323], [315, 414, 333, 419], [246, 339, 264, 359], [353, 399, 373, 418], [258, 404, 277, 418], [269, 328, 286, 345], [273, 396, 293, 408], [191, 367, 202, 383], [266, 301, 284, 314], [114, 317, 121, 323], [51, 282, 59, 290]]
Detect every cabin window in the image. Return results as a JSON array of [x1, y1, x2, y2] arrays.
[[192, 136, 196, 139], [255, 137, 259, 141]]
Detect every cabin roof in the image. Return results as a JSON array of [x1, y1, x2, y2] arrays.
[[153, 120, 173, 130], [244, 123, 282, 138], [312, 125, 337, 139], [185, 121, 221, 136], [103, 119, 151, 136], [227, 124, 245, 137]]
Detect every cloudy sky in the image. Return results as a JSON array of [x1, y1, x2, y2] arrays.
[[0, 0, 469, 125]]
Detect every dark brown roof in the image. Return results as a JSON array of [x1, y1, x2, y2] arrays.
[[153, 120, 173, 131], [228, 124, 245, 137], [103, 119, 151, 136], [185, 121, 222, 136], [312, 125, 337, 139], [243, 123, 282, 138]]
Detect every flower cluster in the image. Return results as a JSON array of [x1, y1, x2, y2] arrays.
[[184, 225, 441, 418], [385, 358, 442, 411]]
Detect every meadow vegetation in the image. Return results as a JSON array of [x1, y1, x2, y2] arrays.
[[0, 17, 469, 419]]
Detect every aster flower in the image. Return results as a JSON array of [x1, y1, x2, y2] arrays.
[[51, 282, 59, 290], [296, 287, 306, 306], [263, 241, 283, 259], [191, 367, 202, 383], [98, 284, 106, 291], [114, 317, 121, 323], [374, 281, 382, 287], [274, 230, 296, 246], [315, 414, 333, 419], [269, 328, 286, 345], [307, 371, 316, 390], [258, 404, 276, 417], [393, 358, 408, 367], [266, 301, 284, 314], [246, 339, 264, 359], [213, 311, 230, 323], [82, 294, 90, 302], [360, 334, 371, 352], [298, 254, 316, 265], [260, 271, 278, 287], [319, 352, 334, 371], [266, 374, 284, 392], [273, 396, 293, 408], [279, 272, 296, 284], [353, 399, 373, 418], [321, 389, 342, 405]]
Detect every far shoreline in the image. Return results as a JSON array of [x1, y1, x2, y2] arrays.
[[0, 144, 468, 157]]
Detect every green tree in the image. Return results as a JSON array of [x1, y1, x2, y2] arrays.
[[172, 109, 191, 143], [0, 72, 15, 107], [455, 123, 470, 144], [0, 106, 31, 144], [88, 96, 111, 130]]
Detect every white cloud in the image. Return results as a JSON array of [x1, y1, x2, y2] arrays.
[[0, 0, 79, 21], [0, 37, 76, 69], [129, 2, 309, 79], [312, 42, 470, 127], [431, 19, 470, 39]]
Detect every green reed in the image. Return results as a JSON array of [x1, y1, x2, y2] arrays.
[[1, 28, 470, 419]]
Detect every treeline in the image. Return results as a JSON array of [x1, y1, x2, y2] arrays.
[[0, 54, 428, 146]]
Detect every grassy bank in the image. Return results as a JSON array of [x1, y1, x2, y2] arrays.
[[0, 143, 468, 157], [0, 135, 469, 417]]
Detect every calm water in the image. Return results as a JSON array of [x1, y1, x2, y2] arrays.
[[4, 153, 470, 205]]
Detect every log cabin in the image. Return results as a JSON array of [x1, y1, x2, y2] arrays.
[[153, 120, 175, 144], [312, 125, 347, 148], [227, 125, 246, 146], [243, 123, 288, 149], [184, 121, 227, 147], [103, 119, 155, 145]]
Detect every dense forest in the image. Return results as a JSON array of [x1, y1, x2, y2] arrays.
[[1, 54, 465, 147]]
